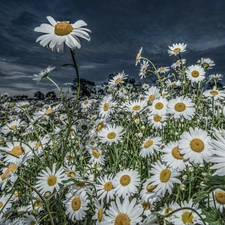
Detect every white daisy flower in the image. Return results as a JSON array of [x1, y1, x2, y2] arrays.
[[1, 119, 25, 135], [148, 161, 181, 197], [144, 86, 161, 103], [157, 66, 170, 74], [171, 59, 186, 69], [0, 194, 13, 214], [35, 163, 66, 195], [135, 47, 143, 66], [139, 136, 162, 158], [168, 43, 187, 56], [98, 124, 124, 146], [101, 196, 143, 225], [198, 57, 215, 70], [148, 113, 168, 129], [99, 95, 114, 119], [203, 87, 225, 100], [208, 188, 225, 213], [139, 60, 149, 79], [64, 190, 90, 221], [125, 99, 147, 114], [149, 97, 168, 116], [186, 65, 205, 83], [167, 96, 195, 120], [88, 148, 105, 165], [108, 71, 128, 87], [179, 127, 212, 164], [34, 16, 91, 53], [114, 168, 140, 198], [33, 66, 55, 84]]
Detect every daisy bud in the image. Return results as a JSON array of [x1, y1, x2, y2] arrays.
[[138, 133, 143, 138], [180, 184, 186, 190], [88, 174, 95, 182], [188, 166, 194, 172], [182, 175, 187, 180]]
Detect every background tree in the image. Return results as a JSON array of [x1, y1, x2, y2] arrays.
[[34, 91, 45, 100], [45, 91, 57, 100]]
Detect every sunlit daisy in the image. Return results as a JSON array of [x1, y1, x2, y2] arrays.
[[167, 96, 195, 120], [64, 190, 90, 221], [208, 188, 225, 213], [179, 127, 212, 164], [149, 97, 168, 115], [108, 71, 128, 87], [135, 47, 143, 66], [168, 43, 187, 56], [148, 161, 181, 197], [33, 66, 55, 84], [102, 196, 143, 225], [171, 199, 206, 225], [203, 87, 225, 100], [125, 99, 147, 114], [161, 141, 186, 171], [96, 174, 115, 203], [144, 86, 161, 103], [114, 168, 140, 197], [139, 136, 162, 158], [98, 124, 124, 146], [148, 113, 168, 129], [186, 65, 205, 83], [88, 147, 105, 165], [139, 60, 149, 79], [210, 129, 225, 176], [35, 163, 66, 195], [99, 95, 114, 118], [34, 16, 91, 53]]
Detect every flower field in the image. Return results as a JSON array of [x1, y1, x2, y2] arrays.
[[1, 16, 225, 225]]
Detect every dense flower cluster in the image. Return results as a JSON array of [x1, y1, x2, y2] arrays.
[[0, 16, 225, 225]]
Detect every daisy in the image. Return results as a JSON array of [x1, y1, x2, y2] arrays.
[[167, 96, 195, 120], [157, 66, 170, 74], [210, 129, 225, 176], [198, 57, 215, 70], [99, 95, 114, 118], [135, 47, 143, 66], [186, 65, 205, 83], [168, 43, 187, 56], [139, 60, 149, 79], [142, 83, 150, 90], [203, 87, 225, 100], [161, 141, 187, 171], [179, 127, 212, 164], [102, 196, 143, 225], [171, 59, 186, 69], [114, 168, 140, 198], [171, 199, 206, 225], [92, 199, 105, 225], [148, 113, 168, 129], [159, 202, 180, 223], [64, 190, 90, 221], [22, 214, 39, 225], [125, 99, 147, 114], [98, 124, 124, 146], [96, 174, 115, 203], [0, 194, 13, 214], [88, 147, 105, 165], [81, 99, 92, 109], [148, 161, 181, 197], [108, 71, 128, 87], [208, 188, 225, 213], [209, 73, 223, 81], [35, 163, 66, 195], [144, 86, 161, 103], [34, 16, 91, 53], [149, 97, 168, 116], [33, 66, 55, 84], [139, 136, 162, 158], [1, 119, 25, 135]]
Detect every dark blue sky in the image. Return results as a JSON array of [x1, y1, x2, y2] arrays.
[[1, 0, 225, 97]]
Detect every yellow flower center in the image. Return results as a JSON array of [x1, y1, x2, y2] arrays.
[[146, 182, 157, 192], [182, 212, 194, 224], [148, 94, 155, 102], [173, 47, 181, 53], [107, 132, 116, 139], [190, 138, 204, 152], [132, 105, 141, 111], [35, 141, 41, 150], [160, 169, 171, 182], [210, 90, 219, 96], [92, 149, 100, 158], [172, 147, 184, 159], [164, 207, 173, 216], [54, 22, 73, 36], [159, 67, 165, 71], [104, 181, 113, 191], [14, 192, 20, 198], [96, 122, 104, 131], [215, 191, 225, 204], [191, 70, 200, 78], [98, 208, 103, 222], [83, 100, 89, 105], [153, 114, 162, 122], [1, 164, 18, 180], [0, 202, 3, 208], [10, 125, 18, 130], [142, 202, 151, 210], [115, 77, 122, 84], [115, 213, 130, 225], [155, 102, 164, 109], [66, 155, 73, 161], [103, 103, 109, 111], [71, 196, 81, 211], [144, 139, 153, 148], [67, 171, 76, 178], [11, 146, 24, 156], [30, 221, 36, 225], [136, 52, 141, 61], [45, 108, 53, 114], [47, 175, 57, 186], [34, 200, 42, 208], [120, 175, 131, 186], [174, 102, 186, 112]]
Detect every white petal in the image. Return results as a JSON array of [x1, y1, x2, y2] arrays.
[[73, 20, 87, 28], [46, 16, 57, 26]]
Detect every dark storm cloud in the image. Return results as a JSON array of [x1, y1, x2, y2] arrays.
[[1, 0, 225, 96]]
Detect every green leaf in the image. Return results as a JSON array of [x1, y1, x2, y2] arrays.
[[202, 208, 223, 225]]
